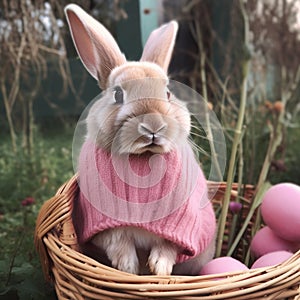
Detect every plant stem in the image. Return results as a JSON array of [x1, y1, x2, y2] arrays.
[[227, 181, 271, 256], [1, 82, 17, 154], [196, 18, 223, 181], [5, 233, 25, 286], [256, 122, 282, 191], [227, 134, 245, 248], [216, 0, 250, 257], [250, 81, 286, 233]]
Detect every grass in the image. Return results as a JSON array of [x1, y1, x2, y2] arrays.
[[0, 126, 74, 300]]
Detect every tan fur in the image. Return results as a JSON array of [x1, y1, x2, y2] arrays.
[[110, 62, 167, 84], [65, 4, 215, 275], [86, 62, 191, 155]]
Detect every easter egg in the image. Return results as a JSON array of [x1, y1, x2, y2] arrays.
[[200, 257, 249, 275], [251, 251, 293, 269], [250, 226, 300, 258], [261, 183, 300, 241]]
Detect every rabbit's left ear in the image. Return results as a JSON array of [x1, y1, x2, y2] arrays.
[[140, 21, 178, 73]]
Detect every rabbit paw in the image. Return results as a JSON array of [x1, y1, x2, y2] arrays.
[[148, 244, 177, 276], [111, 250, 139, 274], [95, 230, 140, 274]]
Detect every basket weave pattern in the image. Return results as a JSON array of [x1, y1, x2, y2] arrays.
[[35, 175, 300, 299]]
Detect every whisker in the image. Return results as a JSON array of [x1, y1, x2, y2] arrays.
[[190, 124, 206, 131], [189, 138, 211, 157], [190, 132, 210, 142]]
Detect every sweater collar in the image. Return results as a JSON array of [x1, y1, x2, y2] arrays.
[[78, 140, 204, 223]]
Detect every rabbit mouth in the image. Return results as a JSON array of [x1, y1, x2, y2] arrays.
[[138, 145, 166, 154], [133, 131, 171, 154], [144, 142, 164, 152], [133, 139, 171, 154]]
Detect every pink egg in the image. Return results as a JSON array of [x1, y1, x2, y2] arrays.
[[200, 257, 249, 275], [261, 183, 300, 241], [251, 251, 293, 269], [250, 226, 300, 258]]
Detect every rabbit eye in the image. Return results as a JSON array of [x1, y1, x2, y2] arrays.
[[113, 86, 124, 104], [167, 91, 171, 100]]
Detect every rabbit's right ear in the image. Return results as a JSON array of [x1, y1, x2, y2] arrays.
[[65, 4, 126, 89], [140, 21, 178, 73]]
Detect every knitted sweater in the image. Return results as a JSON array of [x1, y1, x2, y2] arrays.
[[74, 140, 216, 263]]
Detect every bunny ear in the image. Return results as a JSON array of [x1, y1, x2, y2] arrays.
[[65, 4, 126, 89], [140, 21, 178, 72]]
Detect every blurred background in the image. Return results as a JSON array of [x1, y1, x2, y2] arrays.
[[0, 0, 299, 299]]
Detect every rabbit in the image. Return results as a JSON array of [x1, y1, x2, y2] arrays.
[[65, 4, 216, 276]]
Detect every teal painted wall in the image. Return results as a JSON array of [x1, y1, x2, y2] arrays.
[[116, 0, 159, 60], [139, 0, 159, 46]]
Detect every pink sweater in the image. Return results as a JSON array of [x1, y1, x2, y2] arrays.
[[74, 140, 216, 263]]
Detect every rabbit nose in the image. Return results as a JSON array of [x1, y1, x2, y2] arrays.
[[138, 122, 167, 143]]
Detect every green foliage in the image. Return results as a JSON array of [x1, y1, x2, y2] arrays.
[[243, 101, 300, 186], [0, 260, 56, 300], [0, 128, 74, 300], [269, 126, 300, 185]]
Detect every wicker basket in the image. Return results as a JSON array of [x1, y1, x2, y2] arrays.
[[34, 175, 300, 299]]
